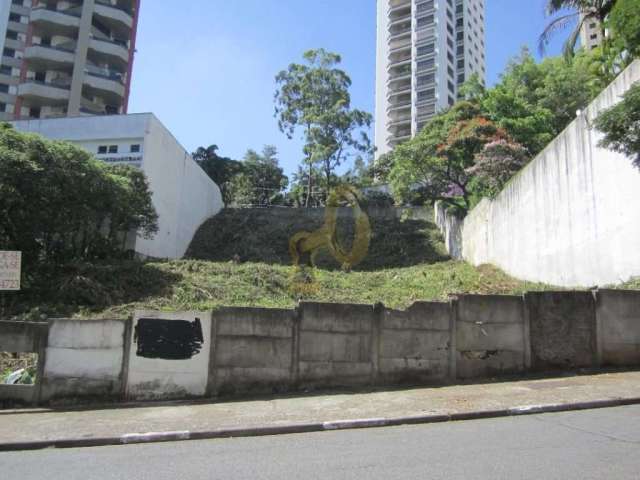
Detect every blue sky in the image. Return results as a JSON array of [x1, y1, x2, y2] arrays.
[[129, 0, 568, 177]]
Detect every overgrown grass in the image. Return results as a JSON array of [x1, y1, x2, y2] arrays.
[[2, 259, 552, 319]]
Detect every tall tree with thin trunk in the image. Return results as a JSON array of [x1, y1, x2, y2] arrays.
[[274, 49, 371, 205]]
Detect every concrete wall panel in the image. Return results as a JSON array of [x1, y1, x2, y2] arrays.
[[0, 321, 47, 353], [42, 319, 126, 401], [597, 290, 640, 366], [379, 302, 451, 383], [298, 302, 374, 386], [126, 311, 211, 400], [212, 307, 294, 394], [527, 292, 597, 370], [456, 295, 526, 379]]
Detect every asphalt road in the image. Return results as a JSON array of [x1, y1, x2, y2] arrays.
[[2, 405, 640, 480]]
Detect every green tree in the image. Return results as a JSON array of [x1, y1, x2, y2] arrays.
[[228, 146, 288, 206], [0, 124, 158, 265], [274, 49, 371, 204], [608, 0, 640, 57], [539, 0, 617, 58], [466, 139, 530, 198], [594, 82, 640, 168], [192, 144, 243, 205], [389, 102, 529, 212], [480, 48, 606, 155]]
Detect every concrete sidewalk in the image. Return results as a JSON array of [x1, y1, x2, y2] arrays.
[[2, 370, 640, 451]]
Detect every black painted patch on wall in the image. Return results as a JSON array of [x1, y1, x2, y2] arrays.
[[134, 318, 204, 360]]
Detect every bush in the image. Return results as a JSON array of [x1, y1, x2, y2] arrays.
[[0, 124, 158, 266], [594, 82, 640, 168]]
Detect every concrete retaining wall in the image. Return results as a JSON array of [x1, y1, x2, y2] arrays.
[[298, 302, 375, 387], [379, 302, 451, 384], [41, 319, 126, 402], [2, 289, 640, 405], [435, 60, 640, 287], [526, 292, 598, 371], [597, 290, 640, 366], [456, 295, 528, 379], [211, 307, 295, 395]]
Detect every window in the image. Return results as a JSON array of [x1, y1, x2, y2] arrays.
[[6, 30, 18, 41], [590, 34, 598, 40], [9, 13, 21, 22], [457, 59, 464, 69], [0, 84, 9, 93], [417, 73, 435, 85], [108, 145, 118, 154], [98, 146, 108, 154], [417, 88, 435, 102], [29, 107, 41, 119], [130, 144, 140, 153], [417, 44, 434, 56], [448, 96, 455, 106], [417, 15, 434, 28], [416, 0, 434, 13], [417, 58, 435, 71], [0, 102, 6, 112], [448, 81, 455, 93], [0, 66, 11, 75], [3, 48, 16, 58]]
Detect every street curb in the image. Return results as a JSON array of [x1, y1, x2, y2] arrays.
[[2, 396, 640, 452]]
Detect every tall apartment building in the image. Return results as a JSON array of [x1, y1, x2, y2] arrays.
[[375, 0, 486, 158], [0, 0, 140, 121], [580, 14, 604, 51]]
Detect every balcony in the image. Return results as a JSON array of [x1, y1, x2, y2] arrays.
[[388, 0, 411, 15], [24, 44, 75, 70], [94, 1, 134, 37], [387, 56, 411, 73], [88, 37, 129, 69], [18, 81, 70, 106], [387, 113, 412, 128], [30, 7, 81, 35], [83, 71, 125, 104], [387, 84, 412, 99]]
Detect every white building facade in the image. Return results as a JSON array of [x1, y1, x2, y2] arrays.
[[11, 113, 223, 259], [375, 0, 486, 158]]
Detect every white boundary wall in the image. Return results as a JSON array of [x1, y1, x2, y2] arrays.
[[454, 60, 640, 287]]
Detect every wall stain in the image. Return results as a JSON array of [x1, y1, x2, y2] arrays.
[[134, 318, 204, 360]]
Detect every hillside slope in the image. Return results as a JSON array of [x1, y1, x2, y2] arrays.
[[187, 207, 449, 270]]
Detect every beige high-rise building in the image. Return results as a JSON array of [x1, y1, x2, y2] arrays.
[[0, 0, 140, 121], [375, 0, 486, 158], [580, 14, 604, 51]]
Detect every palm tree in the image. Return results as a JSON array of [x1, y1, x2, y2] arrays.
[[538, 0, 617, 58]]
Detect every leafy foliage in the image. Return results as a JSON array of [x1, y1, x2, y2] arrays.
[[274, 49, 372, 204], [227, 146, 288, 207], [608, 0, 640, 57], [192, 144, 243, 205], [466, 140, 530, 197], [595, 82, 640, 168], [481, 49, 607, 155], [389, 102, 528, 212], [0, 124, 158, 267]]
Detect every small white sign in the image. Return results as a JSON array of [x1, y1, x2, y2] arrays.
[[0, 251, 21, 291]]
